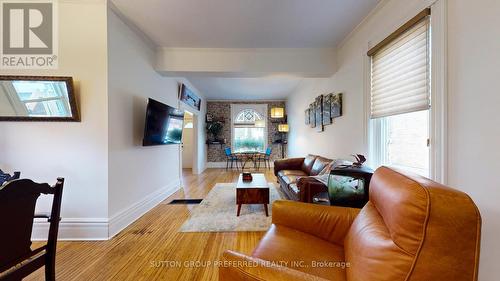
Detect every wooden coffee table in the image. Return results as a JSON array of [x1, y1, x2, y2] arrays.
[[236, 173, 270, 216]]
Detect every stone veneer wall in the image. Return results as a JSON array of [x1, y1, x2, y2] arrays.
[[206, 101, 287, 163]]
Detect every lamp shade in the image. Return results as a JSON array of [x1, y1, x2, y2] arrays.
[[278, 124, 289, 132], [254, 119, 265, 128], [271, 107, 285, 118]]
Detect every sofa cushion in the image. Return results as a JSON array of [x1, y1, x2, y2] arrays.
[[318, 161, 334, 175], [301, 154, 317, 175], [289, 183, 299, 193], [281, 175, 301, 186], [252, 225, 347, 281], [277, 170, 308, 177], [310, 156, 333, 176]]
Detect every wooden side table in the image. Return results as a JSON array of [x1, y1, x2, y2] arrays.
[[236, 174, 270, 216]]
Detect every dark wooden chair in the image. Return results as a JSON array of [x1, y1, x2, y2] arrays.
[[0, 178, 64, 281], [0, 170, 21, 186]]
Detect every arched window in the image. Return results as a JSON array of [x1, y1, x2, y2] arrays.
[[234, 109, 263, 124], [231, 105, 267, 152]]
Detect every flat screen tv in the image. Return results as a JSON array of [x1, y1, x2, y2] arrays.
[[143, 98, 184, 146]]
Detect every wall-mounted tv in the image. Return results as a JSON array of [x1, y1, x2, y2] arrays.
[[143, 98, 184, 146]]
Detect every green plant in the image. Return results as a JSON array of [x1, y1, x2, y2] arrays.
[[206, 121, 223, 140]]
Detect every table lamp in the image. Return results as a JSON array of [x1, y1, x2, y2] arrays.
[[271, 107, 285, 119], [278, 123, 289, 158]]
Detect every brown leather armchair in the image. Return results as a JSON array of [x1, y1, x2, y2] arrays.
[[220, 166, 481, 281]]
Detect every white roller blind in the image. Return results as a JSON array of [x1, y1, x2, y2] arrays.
[[370, 17, 430, 119]]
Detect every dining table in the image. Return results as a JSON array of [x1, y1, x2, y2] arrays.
[[234, 151, 265, 170]]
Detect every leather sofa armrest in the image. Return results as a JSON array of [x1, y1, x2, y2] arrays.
[[219, 250, 328, 281], [273, 157, 305, 176], [297, 177, 328, 203], [272, 200, 360, 246]]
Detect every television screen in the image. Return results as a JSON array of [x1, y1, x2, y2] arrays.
[[143, 98, 184, 146]]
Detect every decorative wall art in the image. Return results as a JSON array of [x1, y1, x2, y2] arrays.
[[305, 92, 343, 133], [179, 83, 202, 111], [331, 93, 343, 118], [315, 95, 323, 132], [322, 94, 332, 125], [309, 103, 316, 128]]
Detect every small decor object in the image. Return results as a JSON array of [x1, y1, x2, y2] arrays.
[[351, 154, 367, 167], [309, 104, 316, 128], [270, 107, 285, 119], [315, 95, 323, 132], [305, 109, 310, 125], [322, 94, 332, 125], [331, 93, 343, 118], [206, 114, 213, 122], [179, 83, 201, 111], [242, 172, 253, 182]]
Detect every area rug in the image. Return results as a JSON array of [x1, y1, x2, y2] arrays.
[[179, 182, 284, 232]]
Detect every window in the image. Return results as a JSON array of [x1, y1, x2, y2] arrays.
[[368, 9, 431, 177], [231, 105, 267, 152], [11, 81, 70, 117]]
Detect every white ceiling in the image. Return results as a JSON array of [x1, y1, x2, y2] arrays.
[[111, 0, 379, 48], [187, 76, 303, 100], [111, 0, 380, 99]]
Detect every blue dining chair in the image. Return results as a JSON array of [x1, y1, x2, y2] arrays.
[[257, 147, 272, 169], [224, 147, 239, 170]]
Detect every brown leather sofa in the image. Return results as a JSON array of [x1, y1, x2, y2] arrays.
[[274, 154, 333, 202], [220, 166, 481, 281]]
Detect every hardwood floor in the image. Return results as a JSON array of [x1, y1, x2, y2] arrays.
[[26, 168, 276, 281]]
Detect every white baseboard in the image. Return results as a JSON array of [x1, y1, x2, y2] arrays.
[[206, 161, 274, 169], [32, 218, 109, 241], [32, 180, 181, 241], [108, 179, 181, 238]]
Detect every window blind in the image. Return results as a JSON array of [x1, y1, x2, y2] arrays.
[[369, 12, 430, 119]]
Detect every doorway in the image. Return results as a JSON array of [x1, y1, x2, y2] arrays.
[[181, 111, 194, 175]]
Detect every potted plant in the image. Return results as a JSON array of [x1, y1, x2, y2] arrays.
[[206, 121, 223, 142]]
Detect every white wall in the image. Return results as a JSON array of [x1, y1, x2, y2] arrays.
[[0, 1, 207, 240], [287, 0, 500, 279], [447, 1, 500, 280], [107, 7, 206, 236], [286, 77, 365, 160], [0, 0, 109, 239]]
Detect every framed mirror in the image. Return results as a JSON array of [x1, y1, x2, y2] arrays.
[[0, 76, 79, 122]]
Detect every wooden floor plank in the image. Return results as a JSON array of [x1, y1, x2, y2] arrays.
[[25, 168, 275, 281]]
